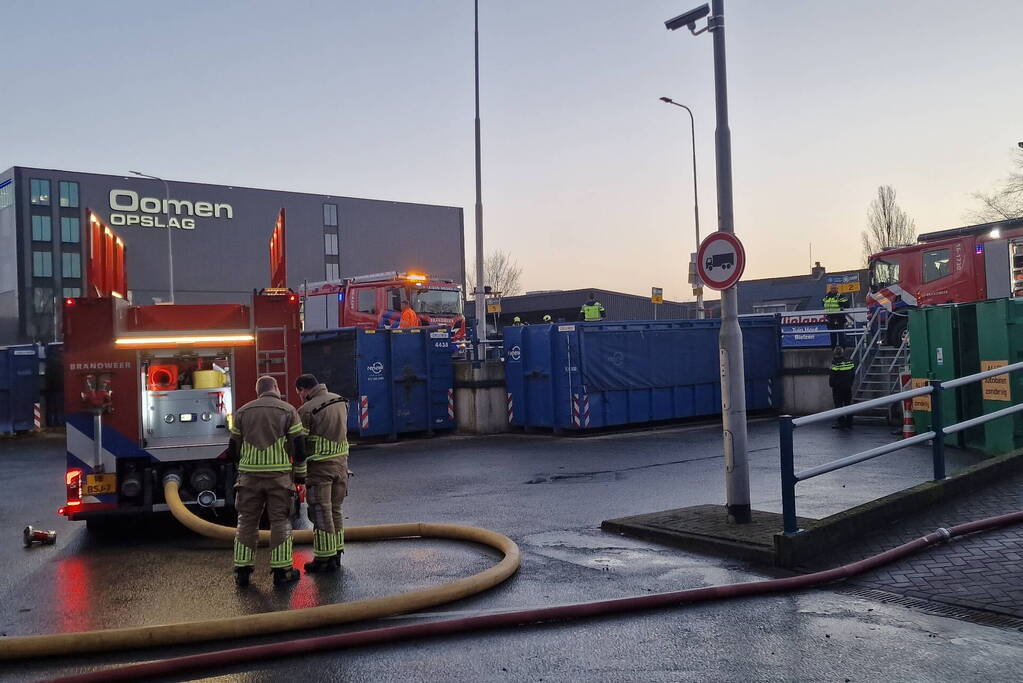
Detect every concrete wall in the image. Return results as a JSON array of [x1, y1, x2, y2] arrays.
[[781, 348, 834, 415], [453, 360, 507, 435]]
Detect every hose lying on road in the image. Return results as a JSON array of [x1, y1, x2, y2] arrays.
[[45, 509, 1023, 683], [0, 477, 521, 660]]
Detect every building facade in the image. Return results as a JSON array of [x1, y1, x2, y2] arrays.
[[0, 166, 465, 343]]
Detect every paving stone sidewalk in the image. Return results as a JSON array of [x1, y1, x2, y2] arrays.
[[805, 467, 1023, 617]]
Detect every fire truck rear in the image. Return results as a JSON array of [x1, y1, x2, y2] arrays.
[[60, 210, 301, 526], [867, 217, 1023, 343]]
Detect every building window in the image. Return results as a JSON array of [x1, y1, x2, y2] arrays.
[[61, 216, 80, 243], [34, 287, 54, 314], [326, 263, 340, 281], [63, 286, 81, 298], [59, 181, 79, 208], [357, 288, 376, 314], [323, 203, 338, 226], [62, 252, 82, 278], [31, 215, 52, 241], [30, 179, 50, 205], [923, 249, 950, 283], [324, 233, 338, 255], [0, 180, 13, 209], [32, 251, 53, 277]]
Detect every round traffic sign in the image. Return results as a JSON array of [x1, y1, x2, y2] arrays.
[[696, 232, 746, 290]]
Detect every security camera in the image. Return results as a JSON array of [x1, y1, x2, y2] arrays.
[[665, 4, 710, 31]]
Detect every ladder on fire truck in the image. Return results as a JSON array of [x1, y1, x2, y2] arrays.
[[851, 309, 910, 419], [255, 326, 290, 391]]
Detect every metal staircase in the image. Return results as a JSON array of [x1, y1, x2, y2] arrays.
[[850, 310, 910, 418]]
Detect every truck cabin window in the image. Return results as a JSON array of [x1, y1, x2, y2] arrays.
[[870, 260, 900, 290], [357, 288, 377, 314], [923, 249, 951, 283], [412, 288, 462, 315]]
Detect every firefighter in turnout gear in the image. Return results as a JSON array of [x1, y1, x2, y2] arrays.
[[227, 375, 307, 588], [822, 283, 850, 347], [580, 293, 605, 322], [295, 374, 350, 574], [829, 347, 856, 429]]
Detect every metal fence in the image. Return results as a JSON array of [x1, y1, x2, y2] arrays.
[[779, 359, 1023, 535]]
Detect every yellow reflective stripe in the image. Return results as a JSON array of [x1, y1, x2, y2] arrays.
[[288, 421, 306, 435], [233, 539, 254, 567], [336, 529, 345, 552], [269, 537, 294, 568], [313, 530, 337, 558], [238, 437, 292, 472], [307, 435, 349, 459]]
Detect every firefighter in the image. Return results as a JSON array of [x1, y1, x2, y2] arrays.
[[399, 301, 421, 328], [512, 316, 524, 326], [295, 373, 349, 574], [228, 375, 307, 588], [542, 314, 552, 323], [829, 347, 856, 429], [822, 284, 850, 347], [580, 293, 605, 322]]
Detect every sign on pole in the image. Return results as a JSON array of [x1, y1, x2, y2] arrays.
[[826, 273, 860, 294], [696, 232, 746, 291], [651, 287, 663, 304], [485, 298, 502, 314]]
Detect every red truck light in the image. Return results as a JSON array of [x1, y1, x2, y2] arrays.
[[65, 469, 83, 508]]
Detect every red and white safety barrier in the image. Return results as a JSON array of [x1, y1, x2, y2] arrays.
[[571, 394, 591, 428], [359, 396, 369, 430], [447, 388, 455, 420], [900, 371, 915, 439], [33, 403, 41, 431], [506, 392, 514, 424]]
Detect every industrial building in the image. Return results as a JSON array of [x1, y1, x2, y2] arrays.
[[0, 166, 465, 343]]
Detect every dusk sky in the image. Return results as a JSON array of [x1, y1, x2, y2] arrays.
[[4, 1, 1022, 301]]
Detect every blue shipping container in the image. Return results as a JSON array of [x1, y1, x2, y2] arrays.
[[0, 344, 41, 434], [301, 327, 455, 439], [503, 318, 779, 431]]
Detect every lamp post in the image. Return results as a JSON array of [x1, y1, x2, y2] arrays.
[[666, 0, 751, 523], [472, 0, 487, 360], [130, 170, 173, 304], [659, 96, 704, 319]]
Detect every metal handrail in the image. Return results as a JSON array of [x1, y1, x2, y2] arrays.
[[780, 359, 1023, 535]]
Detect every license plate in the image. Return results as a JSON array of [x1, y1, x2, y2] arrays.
[[83, 474, 117, 496]]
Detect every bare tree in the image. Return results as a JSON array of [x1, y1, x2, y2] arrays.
[[861, 185, 917, 264], [968, 148, 1023, 222], [467, 249, 523, 297]]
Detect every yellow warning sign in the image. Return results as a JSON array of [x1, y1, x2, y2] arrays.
[[911, 378, 931, 412], [981, 360, 1011, 401]]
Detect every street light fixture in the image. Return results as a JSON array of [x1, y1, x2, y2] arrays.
[[659, 96, 705, 320], [665, 0, 751, 524], [129, 170, 174, 304]]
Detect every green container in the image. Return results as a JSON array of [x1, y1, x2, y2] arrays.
[[975, 298, 1023, 455], [908, 304, 981, 447]]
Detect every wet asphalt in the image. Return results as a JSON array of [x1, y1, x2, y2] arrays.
[[2, 421, 1021, 682]]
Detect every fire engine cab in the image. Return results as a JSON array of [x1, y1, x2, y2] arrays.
[[60, 210, 301, 526], [867, 216, 1023, 343], [301, 271, 465, 338]]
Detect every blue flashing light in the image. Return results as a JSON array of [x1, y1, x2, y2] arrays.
[[337, 292, 345, 302], [976, 244, 984, 255]]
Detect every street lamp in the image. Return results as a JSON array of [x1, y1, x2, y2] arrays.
[[659, 96, 704, 320], [666, 0, 751, 524], [130, 170, 174, 304], [472, 0, 487, 361]]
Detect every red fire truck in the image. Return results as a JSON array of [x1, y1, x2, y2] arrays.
[[301, 271, 465, 339], [59, 210, 301, 526], [867, 217, 1023, 343]]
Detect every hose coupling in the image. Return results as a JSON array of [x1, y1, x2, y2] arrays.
[[935, 527, 953, 542], [162, 471, 183, 486]]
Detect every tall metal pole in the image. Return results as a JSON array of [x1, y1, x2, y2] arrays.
[[661, 98, 704, 319], [709, 0, 750, 523], [131, 171, 174, 303], [473, 0, 487, 360]]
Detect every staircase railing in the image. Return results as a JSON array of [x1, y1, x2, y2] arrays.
[[851, 307, 885, 391]]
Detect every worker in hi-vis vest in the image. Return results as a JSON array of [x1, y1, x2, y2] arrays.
[[295, 373, 349, 574], [580, 293, 605, 322], [228, 375, 306, 588], [829, 347, 856, 429], [822, 283, 850, 347]]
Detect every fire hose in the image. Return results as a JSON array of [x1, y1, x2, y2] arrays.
[[42, 509, 1023, 683], [8, 479, 1023, 682], [0, 476, 521, 661]]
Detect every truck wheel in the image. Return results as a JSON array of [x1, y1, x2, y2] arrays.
[[886, 316, 908, 347]]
